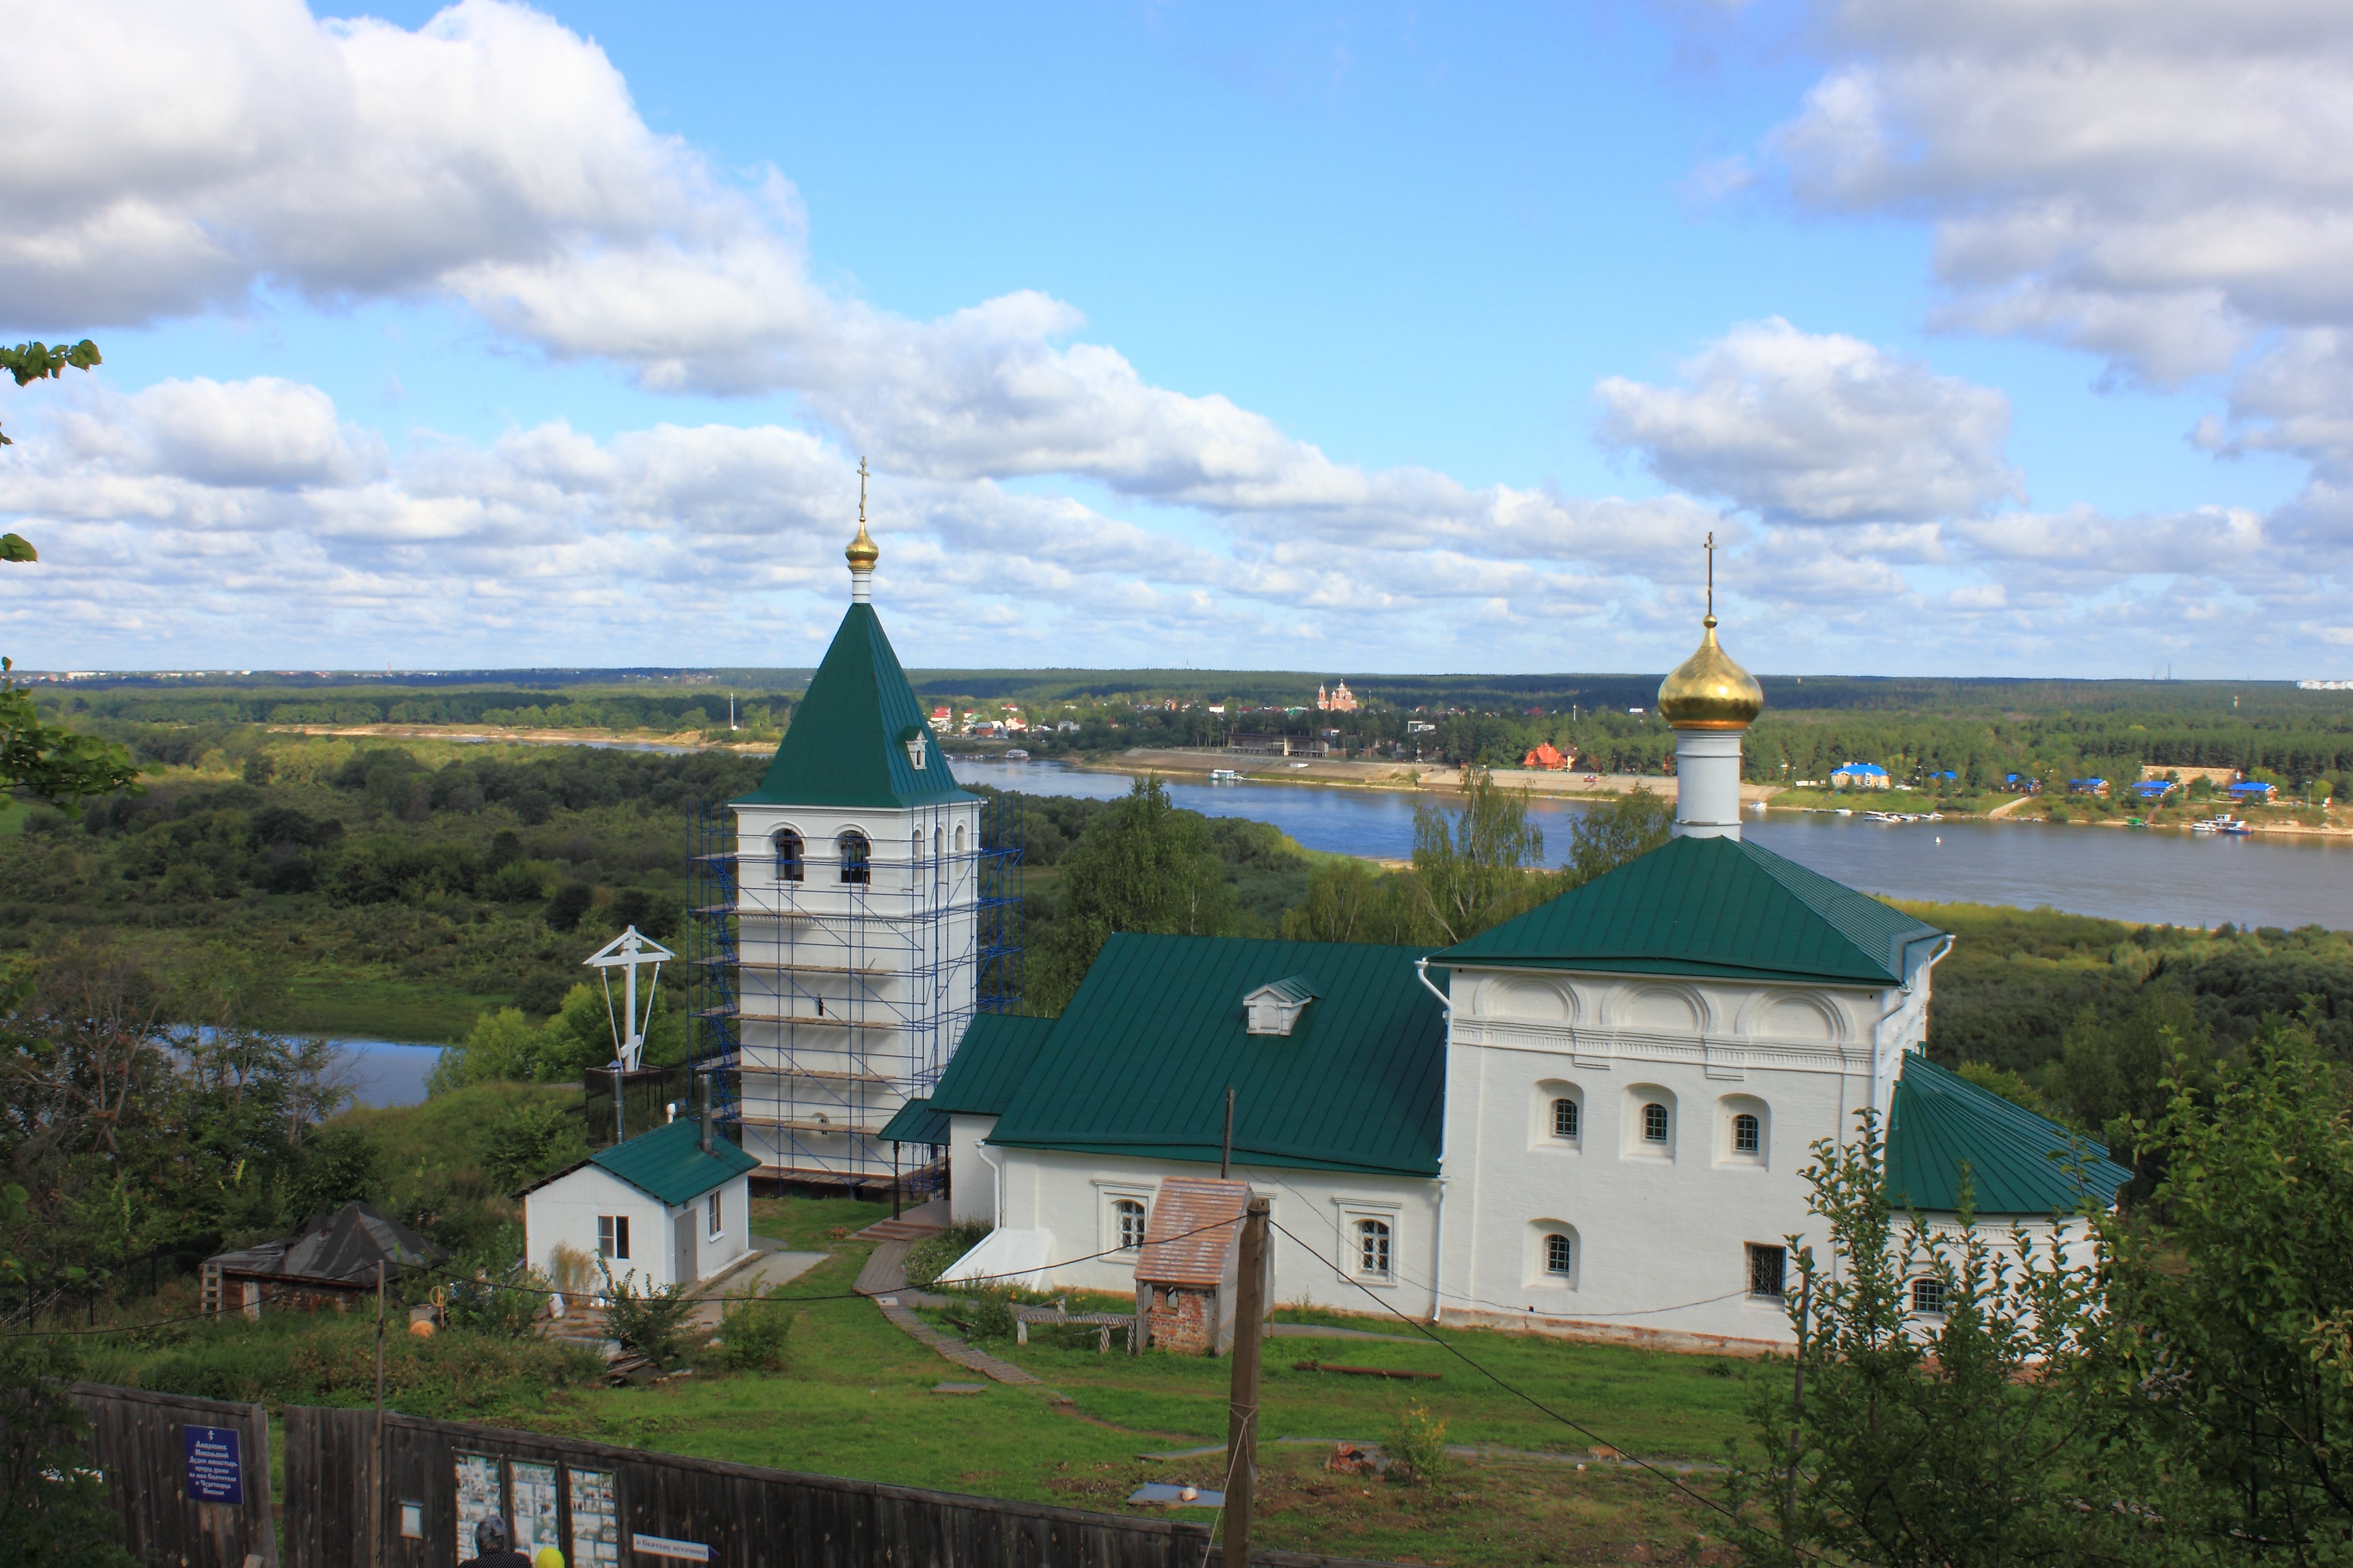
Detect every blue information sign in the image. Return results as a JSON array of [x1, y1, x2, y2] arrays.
[[184, 1425, 243, 1505]]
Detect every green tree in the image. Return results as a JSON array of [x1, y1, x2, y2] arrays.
[[1279, 857, 1416, 945], [2, 661, 142, 808], [1561, 786, 1674, 890], [2103, 1021, 2353, 1563], [1729, 1114, 2137, 1567], [1029, 776, 1231, 1011], [1402, 768, 1549, 944], [0, 1335, 134, 1568]]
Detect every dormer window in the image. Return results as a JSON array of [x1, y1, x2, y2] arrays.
[[902, 725, 928, 769], [1244, 975, 1318, 1036]]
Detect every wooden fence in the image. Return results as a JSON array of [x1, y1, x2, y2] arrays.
[[67, 1382, 279, 1568], [286, 1403, 1400, 1568]]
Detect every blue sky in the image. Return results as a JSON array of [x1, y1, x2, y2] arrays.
[[2, 0, 2346, 677]]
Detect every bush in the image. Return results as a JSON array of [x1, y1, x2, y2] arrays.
[[944, 1289, 1017, 1343], [479, 1098, 588, 1193], [1385, 1401, 1450, 1487], [544, 882, 595, 932], [903, 1222, 991, 1287], [717, 1293, 795, 1372], [443, 1265, 547, 1339], [599, 1262, 695, 1367]]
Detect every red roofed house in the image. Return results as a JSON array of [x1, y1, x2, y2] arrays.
[[1134, 1176, 1257, 1354], [1523, 742, 1568, 770]]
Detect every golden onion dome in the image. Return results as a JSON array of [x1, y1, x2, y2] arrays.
[[1657, 615, 1763, 731], [844, 519, 879, 571]]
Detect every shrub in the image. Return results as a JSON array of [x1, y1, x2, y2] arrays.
[[945, 1289, 1017, 1344], [903, 1222, 991, 1287], [1385, 1402, 1450, 1487], [599, 1262, 695, 1367], [717, 1293, 795, 1372], [546, 1244, 595, 1303]]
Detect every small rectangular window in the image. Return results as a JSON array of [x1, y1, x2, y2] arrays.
[[1356, 1219, 1392, 1279], [1746, 1243, 1786, 1299], [707, 1191, 723, 1239], [598, 1215, 630, 1260], [1910, 1277, 1946, 1315]]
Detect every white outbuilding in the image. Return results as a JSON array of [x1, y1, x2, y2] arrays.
[[524, 1114, 757, 1293]]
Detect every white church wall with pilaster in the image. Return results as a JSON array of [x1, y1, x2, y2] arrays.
[[1439, 965, 1922, 1349]]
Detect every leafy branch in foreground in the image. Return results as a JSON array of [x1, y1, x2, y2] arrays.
[[0, 338, 100, 566], [1, 659, 142, 808], [1727, 1113, 2145, 1567]]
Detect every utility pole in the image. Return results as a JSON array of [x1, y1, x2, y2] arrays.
[[1221, 1086, 1235, 1180], [1222, 1196, 1270, 1567], [374, 1260, 387, 1568]]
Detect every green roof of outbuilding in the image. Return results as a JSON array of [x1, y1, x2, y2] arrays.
[[736, 603, 971, 809], [877, 1098, 952, 1145], [1432, 835, 1946, 987], [987, 934, 1447, 1177], [930, 1013, 1057, 1117], [589, 1118, 758, 1207], [1885, 1055, 2132, 1215]]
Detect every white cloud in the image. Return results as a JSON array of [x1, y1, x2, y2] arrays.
[[1768, 0, 2353, 385], [1594, 318, 2021, 523]]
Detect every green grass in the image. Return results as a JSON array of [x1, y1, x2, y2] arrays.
[[283, 972, 510, 1041], [530, 1200, 1759, 1564], [747, 1194, 892, 1251]]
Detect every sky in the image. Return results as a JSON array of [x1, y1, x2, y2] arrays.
[[2, 0, 2349, 679]]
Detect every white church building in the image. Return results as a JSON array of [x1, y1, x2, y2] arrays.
[[739, 509, 2130, 1350]]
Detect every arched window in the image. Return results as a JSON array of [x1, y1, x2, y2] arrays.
[[837, 829, 871, 885], [954, 823, 967, 855], [773, 829, 804, 883], [1732, 1113, 1761, 1154], [1356, 1219, 1392, 1279], [1642, 1102, 1669, 1143], [1551, 1098, 1579, 1140], [912, 830, 924, 864], [1114, 1198, 1147, 1252], [1544, 1233, 1573, 1277]]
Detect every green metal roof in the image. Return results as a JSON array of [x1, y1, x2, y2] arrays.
[[928, 1013, 1057, 1117], [1432, 835, 1947, 987], [1249, 975, 1319, 1006], [736, 603, 972, 809], [1885, 1055, 2133, 1215], [987, 934, 1447, 1177], [589, 1118, 758, 1206], [877, 1098, 952, 1145]]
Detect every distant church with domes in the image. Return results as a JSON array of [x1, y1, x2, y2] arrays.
[[712, 498, 2129, 1349]]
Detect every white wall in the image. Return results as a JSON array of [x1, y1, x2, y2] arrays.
[[949, 1114, 998, 1226], [1439, 965, 1926, 1349], [526, 1166, 668, 1294], [992, 1146, 1440, 1320], [526, 1167, 754, 1292]]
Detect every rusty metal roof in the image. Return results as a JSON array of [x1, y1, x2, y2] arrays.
[[1135, 1177, 1248, 1288]]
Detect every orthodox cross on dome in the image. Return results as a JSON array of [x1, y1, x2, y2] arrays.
[[1704, 529, 1716, 622], [846, 455, 880, 600]]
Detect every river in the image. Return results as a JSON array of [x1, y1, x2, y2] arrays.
[[949, 759, 2353, 933]]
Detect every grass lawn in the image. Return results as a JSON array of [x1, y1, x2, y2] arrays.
[[512, 1199, 1763, 1565], [281, 971, 512, 1041]]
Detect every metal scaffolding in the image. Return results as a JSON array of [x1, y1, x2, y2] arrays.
[[687, 794, 1021, 1189]]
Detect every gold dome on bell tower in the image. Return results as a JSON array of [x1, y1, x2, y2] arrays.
[[1656, 533, 1763, 732]]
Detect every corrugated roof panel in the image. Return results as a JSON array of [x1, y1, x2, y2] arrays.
[[1433, 835, 1947, 986], [877, 1098, 952, 1144], [736, 603, 972, 809], [988, 934, 1447, 1177], [930, 1013, 1058, 1116], [1884, 1056, 2132, 1214], [1137, 1178, 1248, 1287], [591, 1118, 760, 1206]]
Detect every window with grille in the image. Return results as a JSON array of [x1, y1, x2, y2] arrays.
[[1910, 1277, 1946, 1315], [1732, 1113, 1761, 1154], [1356, 1219, 1392, 1278], [707, 1192, 722, 1239], [1551, 1098, 1579, 1139], [1114, 1199, 1147, 1252], [1642, 1102, 1669, 1143], [1746, 1243, 1786, 1299], [1544, 1233, 1573, 1276], [837, 829, 871, 885], [773, 829, 804, 883], [597, 1215, 630, 1260]]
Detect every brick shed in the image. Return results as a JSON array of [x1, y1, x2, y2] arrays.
[[1133, 1176, 1254, 1355]]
